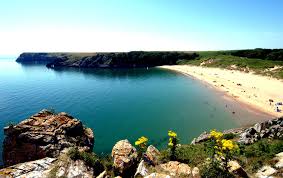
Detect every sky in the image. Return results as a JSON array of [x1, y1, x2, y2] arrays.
[[0, 0, 282, 55]]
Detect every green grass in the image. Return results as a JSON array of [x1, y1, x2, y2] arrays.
[[159, 138, 283, 176], [178, 54, 283, 79], [237, 138, 283, 173], [159, 143, 210, 167]]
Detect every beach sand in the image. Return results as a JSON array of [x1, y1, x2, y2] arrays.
[[160, 65, 283, 120]]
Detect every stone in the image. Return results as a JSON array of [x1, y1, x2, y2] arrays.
[[145, 145, 160, 165], [274, 152, 283, 169], [255, 166, 277, 178], [228, 160, 249, 178], [239, 117, 283, 145], [254, 123, 263, 132], [96, 170, 107, 178], [0, 157, 56, 178], [192, 167, 201, 178], [160, 161, 191, 176], [56, 159, 94, 178], [134, 160, 148, 177], [2, 109, 94, 166], [111, 139, 138, 174], [145, 173, 171, 178]]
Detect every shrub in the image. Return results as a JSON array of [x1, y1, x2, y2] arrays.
[[223, 133, 237, 140], [201, 161, 235, 178], [174, 144, 209, 167], [238, 138, 283, 173]]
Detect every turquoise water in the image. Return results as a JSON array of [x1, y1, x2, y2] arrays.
[[0, 59, 266, 163]]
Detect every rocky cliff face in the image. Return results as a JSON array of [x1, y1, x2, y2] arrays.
[[2, 109, 94, 166], [16, 53, 60, 63], [16, 52, 199, 68]]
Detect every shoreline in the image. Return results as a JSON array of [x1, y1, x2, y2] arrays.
[[160, 65, 283, 122]]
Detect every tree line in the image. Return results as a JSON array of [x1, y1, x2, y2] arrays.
[[231, 48, 283, 61]]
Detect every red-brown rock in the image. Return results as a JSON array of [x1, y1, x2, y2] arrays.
[[2, 109, 94, 166]]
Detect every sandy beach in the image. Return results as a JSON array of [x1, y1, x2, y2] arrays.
[[161, 65, 283, 118]]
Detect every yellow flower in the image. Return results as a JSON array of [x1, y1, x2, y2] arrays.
[[168, 130, 177, 138], [209, 129, 223, 140], [168, 142, 173, 146], [221, 139, 235, 151], [135, 136, 148, 147]]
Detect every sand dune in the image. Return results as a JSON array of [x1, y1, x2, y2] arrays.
[[161, 65, 283, 118]]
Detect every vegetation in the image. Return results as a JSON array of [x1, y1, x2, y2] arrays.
[[178, 50, 283, 79], [18, 51, 200, 67], [167, 130, 178, 160], [135, 136, 149, 158], [46, 128, 283, 177], [68, 147, 105, 176], [237, 138, 283, 173], [159, 130, 283, 177], [231, 48, 283, 61]]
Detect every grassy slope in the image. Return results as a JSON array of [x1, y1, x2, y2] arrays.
[[159, 137, 283, 177], [178, 51, 283, 79]]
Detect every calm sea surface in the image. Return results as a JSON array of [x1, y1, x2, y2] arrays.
[[0, 58, 268, 164]]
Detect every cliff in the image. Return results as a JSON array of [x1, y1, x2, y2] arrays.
[[2, 109, 94, 167], [16, 52, 199, 68], [16, 53, 60, 63]]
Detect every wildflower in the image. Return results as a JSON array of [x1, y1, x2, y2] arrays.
[[135, 136, 148, 148], [221, 139, 234, 151], [168, 142, 173, 147], [168, 130, 177, 138], [209, 129, 223, 140]]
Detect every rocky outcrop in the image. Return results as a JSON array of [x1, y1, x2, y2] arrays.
[[191, 128, 244, 144], [134, 160, 148, 177], [145, 173, 171, 178], [0, 150, 98, 178], [159, 161, 192, 177], [255, 165, 278, 178], [0, 157, 56, 178], [274, 152, 283, 169], [145, 145, 160, 165], [239, 117, 283, 144], [50, 152, 96, 178], [228, 160, 249, 178], [111, 139, 138, 174], [191, 117, 283, 145], [2, 109, 94, 166]]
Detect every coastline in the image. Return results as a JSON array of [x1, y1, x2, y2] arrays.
[[160, 65, 283, 121]]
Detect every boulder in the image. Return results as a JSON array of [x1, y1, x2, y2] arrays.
[[0, 157, 56, 178], [145, 145, 160, 165], [145, 173, 171, 178], [160, 161, 192, 177], [255, 165, 277, 178], [134, 160, 148, 177], [55, 157, 95, 178], [192, 167, 201, 178], [228, 160, 249, 178], [2, 109, 94, 166], [0, 151, 98, 178], [111, 139, 138, 174], [274, 152, 283, 169], [239, 117, 283, 145]]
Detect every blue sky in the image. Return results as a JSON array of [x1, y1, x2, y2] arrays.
[[0, 0, 282, 55]]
